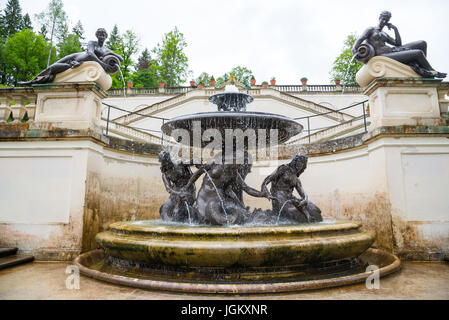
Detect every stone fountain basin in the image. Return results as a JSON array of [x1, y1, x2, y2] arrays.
[[75, 220, 401, 294], [95, 220, 374, 269]]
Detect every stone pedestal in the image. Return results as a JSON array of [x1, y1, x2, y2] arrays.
[[33, 83, 107, 131], [54, 61, 112, 91], [356, 56, 420, 88], [363, 78, 448, 130]]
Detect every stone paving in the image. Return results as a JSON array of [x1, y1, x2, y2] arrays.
[[0, 261, 448, 300]]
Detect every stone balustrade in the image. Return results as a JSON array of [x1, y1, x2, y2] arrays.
[[0, 88, 37, 123]]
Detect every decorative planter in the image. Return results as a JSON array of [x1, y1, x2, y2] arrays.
[[190, 80, 196, 87], [301, 79, 308, 86], [209, 80, 216, 87], [159, 82, 166, 88], [197, 84, 204, 89], [334, 79, 341, 85], [250, 79, 256, 86], [262, 82, 268, 88], [127, 82, 133, 88]]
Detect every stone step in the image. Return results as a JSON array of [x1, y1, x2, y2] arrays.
[[0, 247, 18, 258], [0, 254, 34, 270]]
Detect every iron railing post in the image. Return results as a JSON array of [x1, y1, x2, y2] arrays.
[[307, 117, 311, 144], [362, 102, 367, 132], [105, 104, 111, 135], [161, 119, 165, 146]]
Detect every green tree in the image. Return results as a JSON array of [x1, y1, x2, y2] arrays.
[[329, 34, 363, 86], [113, 30, 139, 87], [22, 13, 33, 30], [130, 48, 157, 87], [152, 27, 190, 86], [106, 24, 120, 51], [106, 29, 139, 88], [137, 48, 151, 71], [4, 29, 56, 86], [72, 20, 84, 40], [35, 0, 68, 67], [195, 72, 211, 85], [1, 0, 23, 38], [0, 39, 8, 84], [131, 62, 159, 87], [216, 66, 253, 87], [57, 34, 82, 58], [39, 25, 48, 40]]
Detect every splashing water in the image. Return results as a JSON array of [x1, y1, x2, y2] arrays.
[[277, 200, 292, 224], [224, 85, 239, 93], [342, 53, 359, 94], [118, 68, 127, 99], [184, 201, 192, 225]]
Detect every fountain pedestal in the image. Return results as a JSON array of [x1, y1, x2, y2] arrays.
[[74, 219, 402, 294]]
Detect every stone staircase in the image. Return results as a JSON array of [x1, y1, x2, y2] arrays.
[[103, 88, 357, 144], [111, 87, 355, 126], [101, 118, 165, 144], [0, 247, 34, 270]]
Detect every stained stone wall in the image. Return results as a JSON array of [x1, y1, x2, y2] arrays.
[[0, 124, 447, 261]]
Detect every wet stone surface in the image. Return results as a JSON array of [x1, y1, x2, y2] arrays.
[[0, 261, 447, 299]]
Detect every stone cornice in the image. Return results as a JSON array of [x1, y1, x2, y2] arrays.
[[363, 78, 449, 96], [0, 82, 108, 99], [1, 124, 447, 159]]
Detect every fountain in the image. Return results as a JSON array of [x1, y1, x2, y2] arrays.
[[75, 84, 401, 294]]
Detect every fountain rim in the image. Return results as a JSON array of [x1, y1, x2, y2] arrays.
[[107, 220, 362, 237], [161, 111, 304, 135], [74, 248, 401, 294]]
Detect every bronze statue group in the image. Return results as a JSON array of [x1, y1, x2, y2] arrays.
[[158, 151, 323, 226]]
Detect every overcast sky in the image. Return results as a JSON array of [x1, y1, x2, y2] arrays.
[[5, 0, 449, 84]]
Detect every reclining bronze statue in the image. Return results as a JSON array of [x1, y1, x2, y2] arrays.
[[352, 11, 446, 79], [19, 28, 123, 86]]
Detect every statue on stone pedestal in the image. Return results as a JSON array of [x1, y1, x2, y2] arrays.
[[352, 11, 446, 79], [19, 28, 123, 86]]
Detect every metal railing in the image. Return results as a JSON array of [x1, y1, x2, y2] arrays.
[[102, 99, 370, 146], [292, 100, 369, 144], [102, 102, 169, 145]]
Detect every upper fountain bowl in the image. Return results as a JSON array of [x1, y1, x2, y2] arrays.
[[161, 111, 303, 147], [209, 85, 254, 112], [162, 84, 303, 148]]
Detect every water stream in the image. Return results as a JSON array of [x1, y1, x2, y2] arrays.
[[342, 53, 359, 94], [118, 68, 127, 99], [184, 201, 192, 225], [203, 168, 230, 224], [277, 200, 292, 224]]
